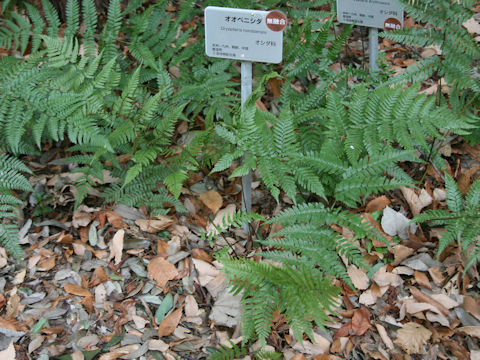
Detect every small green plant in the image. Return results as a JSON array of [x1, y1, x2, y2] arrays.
[[413, 174, 480, 272], [0, 154, 33, 259]]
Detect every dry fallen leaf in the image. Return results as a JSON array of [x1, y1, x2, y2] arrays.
[[394, 322, 432, 354], [158, 307, 183, 337], [414, 270, 432, 289], [0, 341, 15, 360], [199, 190, 223, 214], [135, 216, 173, 233], [463, 296, 480, 321], [365, 195, 390, 213], [108, 229, 124, 265], [347, 265, 369, 290], [352, 307, 371, 336], [463, 17, 480, 34], [400, 187, 432, 216], [372, 266, 403, 287], [392, 244, 415, 266], [409, 286, 449, 317], [375, 323, 394, 350], [64, 283, 92, 297], [184, 295, 199, 317], [148, 257, 179, 289], [192, 248, 214, 263], [456, 326, 480, 339]]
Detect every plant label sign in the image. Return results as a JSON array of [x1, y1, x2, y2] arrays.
[[336, 0, 403, 30], [204, 6, 287, 64]]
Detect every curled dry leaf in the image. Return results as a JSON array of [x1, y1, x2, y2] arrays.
[[198, 190, 223, 214], [147, 257, 179, 289], [191, 248, 214, 263], [158, 307, 183, 337], [135, 215, 173, 233], [394, 322, 432, 354]]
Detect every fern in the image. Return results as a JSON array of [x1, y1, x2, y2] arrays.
[[413, 174, 480, 272], [211, 202, 385, 344], [0, 154, 32, 260]]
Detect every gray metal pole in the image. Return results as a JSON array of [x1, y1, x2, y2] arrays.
[[368, 27, 379, 72], [240, 61, 253, 233]]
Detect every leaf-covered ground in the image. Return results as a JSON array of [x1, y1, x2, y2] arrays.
[[1, 4, 480, 360]]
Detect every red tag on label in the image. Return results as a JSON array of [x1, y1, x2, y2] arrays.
[[265, 10, 287, 32], [384, 17, 402, 31]]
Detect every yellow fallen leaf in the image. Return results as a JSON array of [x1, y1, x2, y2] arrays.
[[108, 229, 124, 265]]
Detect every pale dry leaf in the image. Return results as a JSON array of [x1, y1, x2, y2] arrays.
[[394, 322, 432, 354], [375, 323, 394, 350], [456, 326, 480, 338], [109, 229, 124, 265], [199, 190, 223, 214], [433, 188, 446, 201], [426, 311, 449, 327], [184, 295, 199, 317], [381, 206, 416, 239], [191, 258, 220, 286], [147, 257, 179, 289], [463, 17, 480, 34], [401, 187, 431, 216], [409, 286, 449, 316], [135, 216, 173, 233], [209, 287, 242, 328], [347, 265, 369, 290], [148, 339, 169, 352], [28, 335, 44, 354], [207, 204, 236, 236], [421, 45, 441, 58], [430, 294, 459, 309], [158, 307, 183, 337], [392, 244, 415, 266], [372, 266, 403, 287], [0, 341, 15, 360], [463, 296, 480, 321], [72, 350, 85, 360], [13, 269, 26, 285], [472, 350, 480, 360], [405, 301, 439, 315]]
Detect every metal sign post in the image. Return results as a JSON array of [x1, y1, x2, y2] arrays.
[[336, 0, 403, 72], [240, 61, 253, 230], [205, 6, 287, 233]]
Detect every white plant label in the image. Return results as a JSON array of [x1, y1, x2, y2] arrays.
[[336, 0, 404, 30], [204, 6, 287, 63]]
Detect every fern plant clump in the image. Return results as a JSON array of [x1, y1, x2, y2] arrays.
[[0, 154, 33, 260], [413, 174, 480, 272]]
